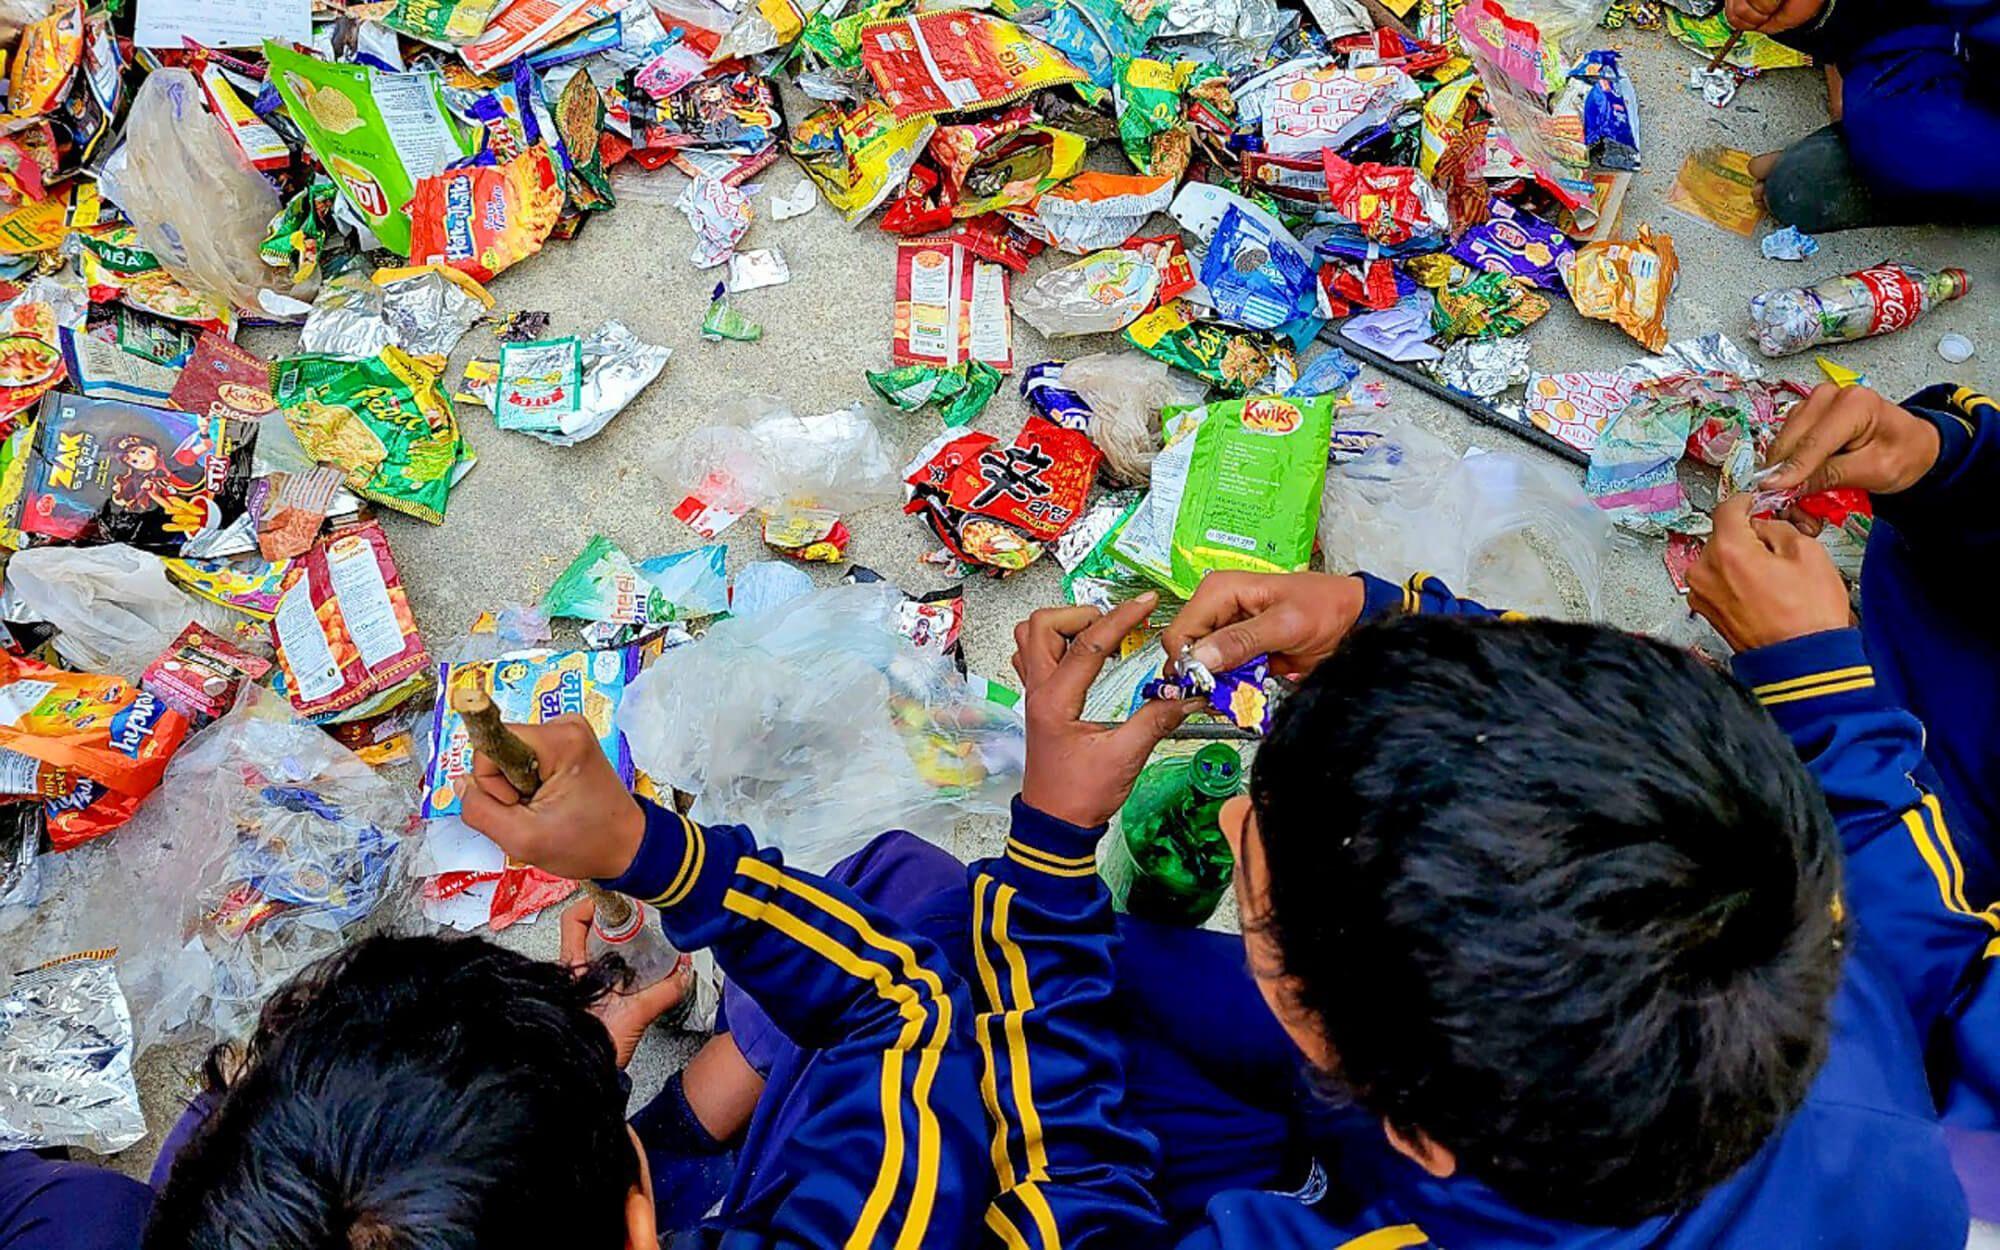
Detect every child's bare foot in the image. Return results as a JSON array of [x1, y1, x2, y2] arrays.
[[1748, 150, 1782, 210]]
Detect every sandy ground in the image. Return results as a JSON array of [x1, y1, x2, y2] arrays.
[[85, 20, 1998, 1240]]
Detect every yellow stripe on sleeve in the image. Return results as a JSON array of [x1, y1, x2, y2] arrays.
[[1751, 665, 1874, 697], [1914, 796, 2000, 933], [1759, 677, 1877, 706], [1005, 849, 1101, 878], [972, 876, 1019, 1192], [988, 884, 1062, 1250], [985, 1205, 1033, 1250], [643, 814, 703, 907], [1004, 839, 1098, 870], [1335, 1226, 1431, 1250]]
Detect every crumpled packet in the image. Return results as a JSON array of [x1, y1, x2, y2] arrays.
[[1450, 200, 1575, 290], [1017, 246, 1162, 337], [789, 101, 936, 223], [1429, 339, 1531, 400], [1584, 371, 1802, 535], [300, 266, 493, 360], [1524, 370, 1637, 453], [1760, 225, 1819, 262], [677, 175, 754, 268], [1566, 225, 1679, 352], [0, 953, 144, 1154], [904, 414, 1102, 571], [1258, 62, 1419, 156], [458, 319, 671, 446], [1408, 255, 1551, 341], [1125, 300, 1296, 393], [1114, 55, 1198, 179], [543, 534, 676, 630], [861, 12, 1085, 120], [407, 147, 565, 283], [1320, 153, 1449, 248], [1200, 205, 1317, 331], [1014, 169, 1176, 254], [866, 361, 1002, 426], [272, 347, 474, 525]]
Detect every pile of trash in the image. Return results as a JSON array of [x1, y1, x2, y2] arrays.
[[0, 0, 1978, 1160]]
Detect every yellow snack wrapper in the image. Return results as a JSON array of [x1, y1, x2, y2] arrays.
[[1567, 224, 1679, 353]]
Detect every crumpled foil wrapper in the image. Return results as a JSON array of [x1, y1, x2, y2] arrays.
[[0, 808, 40, 910], [301, 269, 488, 360], [0, 954, 145, 1154], [1156, 0, 1287, 68], [1624, 332, 1764, 382], [463, 319, 672, 446], [1053, 491, 1140, 572], [1428, 339, 1530, 400]]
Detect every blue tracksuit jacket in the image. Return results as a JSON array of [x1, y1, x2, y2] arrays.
[[954, 563, 1988, 1250]]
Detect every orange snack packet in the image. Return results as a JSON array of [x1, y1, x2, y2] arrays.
[[0, 653, 189, 798], [1566, 224, 1679, 353]]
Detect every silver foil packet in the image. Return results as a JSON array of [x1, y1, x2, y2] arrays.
[[1624, 332, 1765, 383], [464, 319, 672, 446], [0, 954, 145, 1154], [300, 268, 488, 360], [1428, 339, 1531, 401]]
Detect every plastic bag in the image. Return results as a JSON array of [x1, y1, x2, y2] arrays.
[[1060, 351, 1209, 486], [1, 544, 206, 679], [1318, 414, 1611, 617], [651, 397, 900, 538], [615, 583, 1023, 873], [98, 70, 295, 314], [15, 685, 413, 1049]]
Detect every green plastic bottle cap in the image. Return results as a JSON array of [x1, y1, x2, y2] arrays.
[[1188, 742, 1244, 800]]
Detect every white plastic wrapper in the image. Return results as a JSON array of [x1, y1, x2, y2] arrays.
[[0, 954, 145, 1154], [1016, 249, 1160, 337], [0, 544, 206, 680], [649, 396, 900, 536], [615, 583, 1024, 873], [1319, 414, 1611, 618], [1060, 351, 1209, 487]]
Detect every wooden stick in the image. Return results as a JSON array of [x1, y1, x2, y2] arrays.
[[1707, 28, 1744, 73], [449, 680, 543, 799]]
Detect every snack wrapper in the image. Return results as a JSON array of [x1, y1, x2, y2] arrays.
[[1125, 301, 1296, 394], [1020, 361, 1093, 432], [168, 334, 277, 424], [7, 0, 84, 119], [1429, 339, 1530, 400], [866, 361, 1001, 426], [904, 414, 1100, 570], [408, 148, 564, 283], [271, 522, 430, 720], [1662, 8, 1811, 71], [265, 44, 477, 257], [495, 336, 582, 434], [1664, 147, 1761, 239], [14, 393, 245, 555], [382, 0, 509, 44], [676, 175, 754, 269], [894, 241, 1013, 372], [1319, 152, 1449, 248], [763, 508, 851, 562], [1260, 62, 1420, 156], [1566, 224, 1679, 352], [1114, 56, 1196, 178], [421, 647, 640, 819], [164, 555, 293, 621], [459, 319, 671, 446], [1200, 205, 1317, 332], [76, 225, 235, 333], [0, 653, 188, 799], [141, 621, 270, 724], [0, 952, 143, 1154], [1449, 200, 1574, 290], [1015, 246, 1161, 337], [862, 13, 1085, 120], [1408, 255, 1550, 340], [1524, 370, 1636, 453], [1141, 653, 1278, 734], [1016, 169, 1177, 254], [1111, 395, 1337, 597], [542, 534, 676, 629], [0, 299, 68, 421], [256, 466, 347, 562], [1566, 49, 1640, 172], [789, 101, 936, 223], [272, 347, 474, 525], [461, 0, 619, 73]]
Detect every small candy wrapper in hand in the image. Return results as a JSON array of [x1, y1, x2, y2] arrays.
[[1141, 651, 1279, 734]]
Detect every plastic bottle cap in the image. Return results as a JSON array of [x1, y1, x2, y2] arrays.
[[1939, 333, 1975, 364], [1189, 742, 1245, 800]]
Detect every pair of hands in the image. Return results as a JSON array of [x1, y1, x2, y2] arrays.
[[1688, 384, 1937, 650]]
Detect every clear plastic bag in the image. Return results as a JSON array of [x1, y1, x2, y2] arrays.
[[0, 544, 206, 679], [1060, 351, 1209, 487], [99, 69, 298, 314], [17, 686, 413, 1049], [1499, 0, 1615, 46], [649, 396, 901, 527], [1318, 414, 1611, 617], [615, 583, 1024, 873]]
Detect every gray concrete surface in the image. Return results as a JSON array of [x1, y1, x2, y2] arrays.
[[100, 20, 2000, 1237]]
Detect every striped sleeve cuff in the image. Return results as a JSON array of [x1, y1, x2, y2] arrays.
[[1357, 571, 1413, 621], [1005, 795, 1106, 880], [599, 800, 733, 933], [1731, 629, 1887, 719]]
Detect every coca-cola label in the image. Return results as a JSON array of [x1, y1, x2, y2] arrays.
[[1855, 265, 1925, 335]]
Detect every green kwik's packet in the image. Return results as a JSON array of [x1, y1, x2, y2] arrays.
[[265, 42, 475, 256], [1113, 394, 1337, 598], [272, 346, 475, 524]]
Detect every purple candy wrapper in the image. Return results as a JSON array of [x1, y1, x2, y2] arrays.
[[1449, 201, 1575, 291], [1021, 362, 1094, 432], [1141, 654, 1278, 734]]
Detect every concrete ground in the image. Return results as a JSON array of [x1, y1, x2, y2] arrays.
[[96, 18, 1998, 1239]]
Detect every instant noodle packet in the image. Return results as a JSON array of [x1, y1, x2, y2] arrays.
[[271, 521, 431, 720], [0, 299, 66, 422], [272, 346, 474, 524], [0, 652, 188, 799]]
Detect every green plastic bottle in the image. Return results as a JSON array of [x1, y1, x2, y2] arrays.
[[1106, 743, 1245, 925]]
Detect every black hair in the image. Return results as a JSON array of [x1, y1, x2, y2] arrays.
[[1250, 614, 1842, 1225], [144, 935, 639, 1250]]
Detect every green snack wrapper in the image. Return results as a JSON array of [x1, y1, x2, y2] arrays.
[[543, 533, 676, 627], [1113, 56, 1193, 179], [1113, 395, 1337, 598], [865, 361, 1000, 426], [272, 346, 474, 525], [260, 177, 340, 287], [701, 290, 763, 342], [495, 335, 583, 434], [382, 0, 507, 44], [265, 42, 475, 256], [1124, 301, 1294, 394]]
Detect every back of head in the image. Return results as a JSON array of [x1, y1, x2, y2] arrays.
[[144, 935, 636, 1250], [1251, 614, 1843, 1225]]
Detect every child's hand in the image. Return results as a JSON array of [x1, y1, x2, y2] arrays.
[[1687, 495, 1852, 652], [1760, 383, 1941, 502], [1159, 572, 1366, 682], [559, 897, 693, 1069], [456, 714, 646, 881], [1014, 594, 1195, 829], [1724, 0, 1822, 33]]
